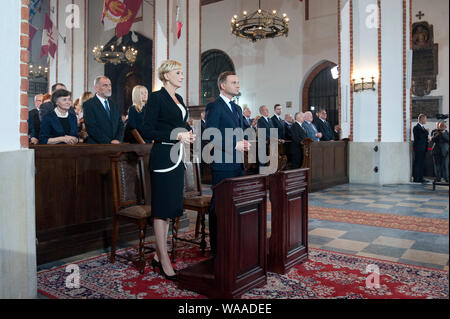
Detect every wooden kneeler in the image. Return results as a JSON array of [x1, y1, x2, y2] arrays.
[[178, 175, 268, 299], [268, 168, 309, 274]]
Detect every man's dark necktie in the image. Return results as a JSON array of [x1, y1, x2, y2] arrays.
[[230, 101, 240, 125], [104, 100, 111, 119]]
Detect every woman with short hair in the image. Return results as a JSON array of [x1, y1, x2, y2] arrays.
[[39, 89, 79, 145], [141, 60, 195, 281]]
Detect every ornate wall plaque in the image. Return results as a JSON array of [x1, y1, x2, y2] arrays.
[[412, 96, 442, 119], [411, 22, 439, 97]]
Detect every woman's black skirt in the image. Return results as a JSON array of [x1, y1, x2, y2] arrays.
[[150, 163, 184, 219]]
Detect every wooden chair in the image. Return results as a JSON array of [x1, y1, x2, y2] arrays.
[[172, 159, 211, 261], [110, 151, 154, 274]]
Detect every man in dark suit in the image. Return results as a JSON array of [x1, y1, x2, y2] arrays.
[[257, 105, 275, 141], [205, 71, 250, 254], [83, 76, 124, 144], [412, 114, 430, 183], [242, 107, 255, 131], [431, 121, 449, 183], [271, 104, 286, 142], [28, 94, 43, 145], [291, 112, 308, 169], [284, 114, 294, 140], [314, 108, 335, 141]]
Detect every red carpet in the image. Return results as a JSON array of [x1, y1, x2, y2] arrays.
[[38, 240, 448, 299]]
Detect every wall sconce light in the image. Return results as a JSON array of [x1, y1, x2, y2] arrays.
[[352, 77, 376, 92]]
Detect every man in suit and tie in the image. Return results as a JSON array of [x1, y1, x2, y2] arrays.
[[303, 111, 322, 142], [257, 105, 275, 141], [412, 114, 430, 183], [242, 107, 255, 131], [206, 71, 250, 254], [291, 112, 308, 168], [83, 76, 124, 144], [284, 114, 294, 140], [29, 94, 43, 145], [271, 104, 286, 143], [314, 108, 335, 141]]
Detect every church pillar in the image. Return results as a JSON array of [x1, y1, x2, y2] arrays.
[[340, 0, 412, 185], [0, 0, 37, 299], [153, 0, 200, 106]]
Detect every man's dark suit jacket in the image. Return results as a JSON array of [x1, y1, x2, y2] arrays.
[[271, 115, 286, 140], [39, 110, 78, 144], [83, 96, 124, 144], [314, 118, 334, 141], [205, 97, 244, 172], [257, 116, 275, 141], [412, 123, 429, 181], [413, 123, 429, 153], [242, 116, 254, 131], [141, 87, 188, 171], [28, 108, 40, 139], [431, 129, 449, 157], [291, 122, 308, 169], [284, 122, 293, 140]]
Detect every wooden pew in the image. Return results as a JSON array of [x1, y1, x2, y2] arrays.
[[32, 144, 154, 265], [178, 175, 267, 299], [268, 169, 309, 274]]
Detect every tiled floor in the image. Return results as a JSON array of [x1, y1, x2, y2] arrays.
[[307, 183, 449, 270]]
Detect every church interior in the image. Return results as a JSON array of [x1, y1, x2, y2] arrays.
[[0, 0, 448, 301]]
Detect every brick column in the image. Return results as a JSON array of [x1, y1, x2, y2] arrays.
[[20, 0, 30, 149]]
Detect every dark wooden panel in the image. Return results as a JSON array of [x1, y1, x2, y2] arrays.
[[308, 140, 349, 192], [268, 169, 309, 275], [238, 208, 260, 275], [287, 196, 303, 252], [178, 175, 267, 299], [31, 144, 195, 265]]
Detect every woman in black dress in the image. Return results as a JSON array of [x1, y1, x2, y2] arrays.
[[124, 85, 148, 144], [141, 60, 195, 281]]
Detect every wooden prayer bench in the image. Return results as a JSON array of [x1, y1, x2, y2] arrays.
[[268, 168, 309, 274], [178, 175, 267, 299]]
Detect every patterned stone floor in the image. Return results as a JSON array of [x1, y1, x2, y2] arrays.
[[304, 184, 449, 270]]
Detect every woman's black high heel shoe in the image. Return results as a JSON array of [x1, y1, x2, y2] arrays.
[[151, 258, 162, 271], [159, 264, 178, 282]]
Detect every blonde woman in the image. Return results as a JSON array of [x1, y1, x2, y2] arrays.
[[124, 85, 148, 144], [141, 60, 195, 281]]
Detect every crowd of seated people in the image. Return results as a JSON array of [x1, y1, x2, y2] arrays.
[[28, 77, 152, 145]]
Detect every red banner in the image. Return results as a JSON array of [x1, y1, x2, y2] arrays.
[[102, 0, 143, 38]]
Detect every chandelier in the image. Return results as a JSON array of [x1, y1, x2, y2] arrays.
[[92, 44, 138, 65], [231, 0, 289, 42], [28, 64, 48, 79]]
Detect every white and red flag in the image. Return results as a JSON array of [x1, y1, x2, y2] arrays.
[[102, 0, 143, 38], [40, 13, 57, 59], [176, 0, 183, 39]]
